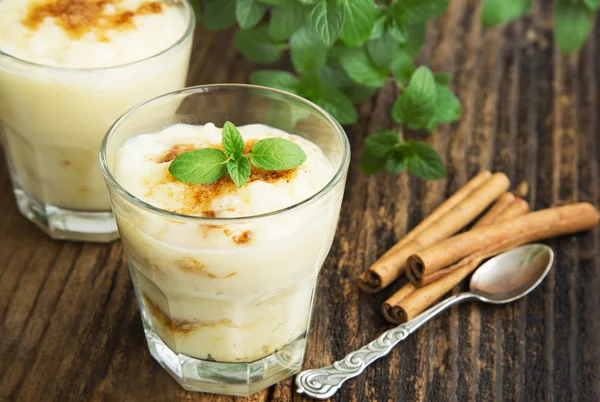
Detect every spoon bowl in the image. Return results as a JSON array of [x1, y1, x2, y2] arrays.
[[470, 244, 554, 304]]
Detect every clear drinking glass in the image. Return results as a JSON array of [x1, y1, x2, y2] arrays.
[[0, 0, 194, 242], [100, 85, 350, 396]]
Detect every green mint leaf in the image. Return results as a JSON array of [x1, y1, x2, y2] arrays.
[[387, 19, 407, 43], [290, 25, 328, 73], [234, 26, 283, 63], [391, 0, 449, 25], [554, 0, 595, 54], [336, 46, 388, 88], [360, 130, 400, 175], [250, 138, 307, 170], [386, 148, 407, 174], [297, 73, 324, 99], [433, 72, 453, 85], [399, 22, 426, 57], [269, 0, 308, 40], [222, 121, 245, 159], [203, 0, 237, 31], [369, 15, 387, 40], [321, 61, 354, 87], [227, 157, 251, 187], [392, 66, 436, 128], [314, 86, 357, 124], [257, 0, 286, 4], [338, 0, 377, 46], [403, 141, 446, 180], [236, 0, 267, 29], [364, 130, 400, 156], [169, 148, 228, 184], [583, 0, 600, 9], [426, 84, 461, 131], [391, 49, 415, 84], [297, 0, 317, 4], [341, 84, 377, 103], [360, 147, 387, 175], [266, 102, 312, 132], [482, 0, 532, 27], [366, 32, 398, 68], [249, 70, 300, 94], [308, 0, 344, 46]]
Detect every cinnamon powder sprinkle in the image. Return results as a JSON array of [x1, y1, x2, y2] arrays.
[[155, 143, 195, 163], [21, 0, 165, 41], [232, 230, 252, 245], [155, 140, 300, 216]]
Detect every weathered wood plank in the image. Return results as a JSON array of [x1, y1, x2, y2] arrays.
[[1, 2, 599, 401]]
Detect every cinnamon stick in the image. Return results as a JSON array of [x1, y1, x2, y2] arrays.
[[495, 197, 530, 221], [382, 237, 525, 324], [389, 170, 492, 249], [406, 196, 530, 285], [472, 192, 516, 228], [358, 172, 510, 293], [359, 171, 491, 292], [406, 203, 599, 285]]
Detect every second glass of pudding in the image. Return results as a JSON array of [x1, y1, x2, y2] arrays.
[[100, 85, 350, 396], [0, 0, 195, 241]]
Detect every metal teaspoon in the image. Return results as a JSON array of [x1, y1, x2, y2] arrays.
[[296, 244, 554, 399]]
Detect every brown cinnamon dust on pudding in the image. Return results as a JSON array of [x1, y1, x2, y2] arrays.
[[149, 140, 300, 216], [21, 0, 166, 41]]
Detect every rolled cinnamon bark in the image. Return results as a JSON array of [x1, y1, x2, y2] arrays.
[[472, 192, 516, 228], [406, 203, 600, 285], [382, 238, 521, 324], [359, 171, 492, 290], [390, 170, 493, 249], [358, 172, 510, 293], [495, 197, 530, 221], [406, 196, 530, 285]]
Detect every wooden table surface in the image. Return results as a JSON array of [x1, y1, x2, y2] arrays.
[[1, 2, 599, 401]]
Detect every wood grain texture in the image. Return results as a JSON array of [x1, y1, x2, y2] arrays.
[[1, 2, 599, 401]]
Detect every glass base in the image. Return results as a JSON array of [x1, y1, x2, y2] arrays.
[[13, 189, 119, 243], [142, 321, 306, 397]]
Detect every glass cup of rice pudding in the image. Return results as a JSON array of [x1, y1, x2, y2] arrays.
[[0, 0, 194, 242], [99, 85, 350, 396]]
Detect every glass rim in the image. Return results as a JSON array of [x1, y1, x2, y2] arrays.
[[0, 0, 195, 72], [99, 84, 351, 223]]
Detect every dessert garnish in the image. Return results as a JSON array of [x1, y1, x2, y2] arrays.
[[169, 121, 307, 188]]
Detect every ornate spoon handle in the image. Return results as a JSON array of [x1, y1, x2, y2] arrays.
[[295, 293, 475, 399]]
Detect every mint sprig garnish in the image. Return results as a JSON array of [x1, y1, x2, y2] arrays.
[[168, 121, 307, 188]]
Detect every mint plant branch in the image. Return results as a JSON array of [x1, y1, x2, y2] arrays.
[[193, 0, 600, 180], [169, 121, 306, 187]]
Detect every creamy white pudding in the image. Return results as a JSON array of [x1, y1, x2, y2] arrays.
[[0, 0, 188, 68], [0, 0, 193, 240], [113, 123, 340, 362]]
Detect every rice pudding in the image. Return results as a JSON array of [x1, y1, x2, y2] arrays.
[[0, 0, 194, 240], [114, 123, 338, 362]]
